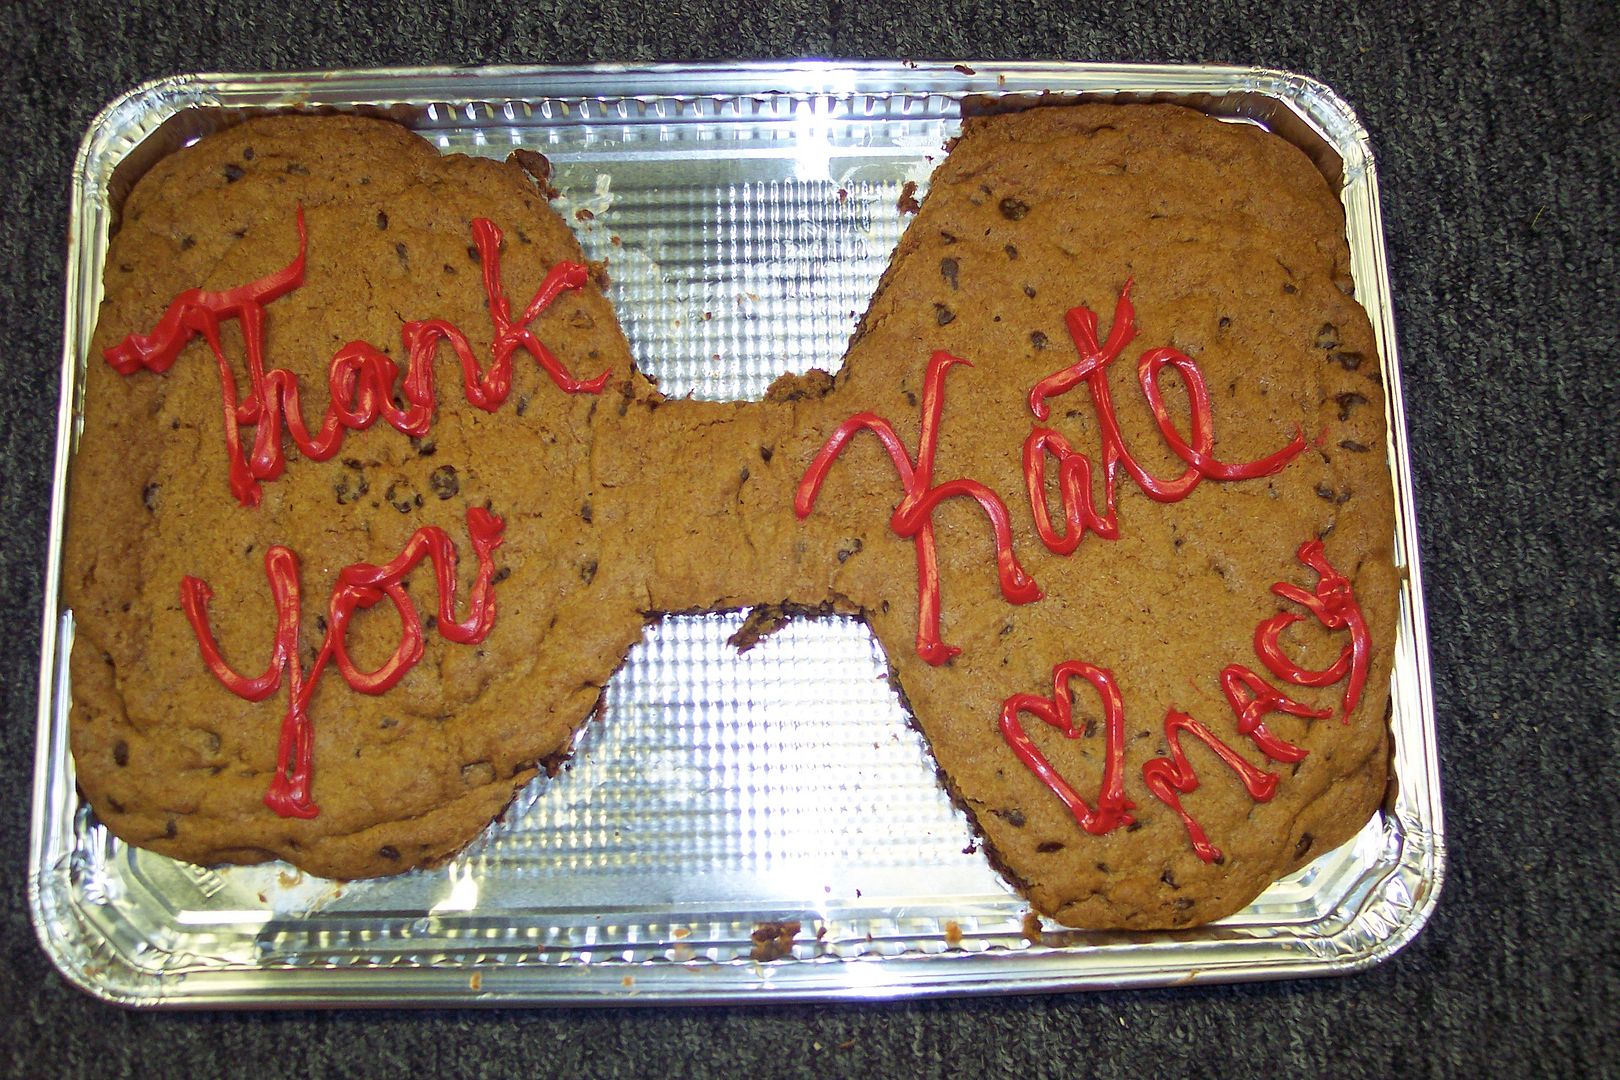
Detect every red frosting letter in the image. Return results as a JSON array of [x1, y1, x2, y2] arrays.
[[1142, 712, 1281, 864], [1253, 539, 1371, 719], [796, 351, 1041, 665]]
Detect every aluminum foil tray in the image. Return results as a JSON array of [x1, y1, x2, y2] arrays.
[[31, 61, 1443, 1006]]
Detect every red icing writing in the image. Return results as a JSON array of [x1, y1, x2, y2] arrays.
[[798, 278, 1308, 667], [1253, 539, 1371, 719], [1140, 711, 1280, 862], [180, 508, 505, 819], [1133, 664, 1330, 863], [105, 209, 609, 507], [1219, 664, 1324, 765], [998, 661, 1134, 834], [1024, 281, 1306, 552], [795, 351, 1041, 665], [1002, 540, 1366, 864]]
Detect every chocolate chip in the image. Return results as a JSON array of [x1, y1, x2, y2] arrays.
[[1219, 316, 1232, 330], [429, 465, 459, 500], [1316, 484, 1339, 502], [1022, 284, 1036, 299], [385, 480, 414, 513], [739, 467, 750, 483], [1160, 869, 1179, 888], [759, 445, 774, 463], [376, 211, 388, 230], [940, 257, 959, 289], [1174, 897, 1195, 911], [242, 146, 255, 161], [581, 560, 598, 584], [1004, 244, 1018, 260], [334, 473, 369, 506], [164, 818, 178, 838], [1030, 330, 1049, 350], [904, 389, 918, 407], [1283, 283, 1297, 294], [1335, 391, 1369, 420], [516, 227, 530, 245], [231, 228, 247, 239], [314, 614, 327, 634], [994, 808, 1026, 827], [285, 163, 308, 176], [880, 600, 890, 614], [395, 241, 408, 266], [515, 394, 529, 416], [1295, 833, 1314, 858], [1330, 351, 1364, 371], [113, 740, 129, 767], [1095, 862, 1110, 873], [1339, 439, 1370, 453], [1316, 323, 1341, 349], [414, 437, 436, 457], [423, 615, 436, 632], [1036, 840, 1065, 853], [222, 163, 244, 183], [443, 263, 456, 275], [492, 566, 511, 584], [180, 235, 195, 251], [141, 482, 159, 511], [934, 304, 955, 326], [379, 846, 400, 861], [467, 244, 481, 263], [380, 716, 398, 729], [998, 197, 1029, 220], [836, 538, 863, 563], [940, 230, 958, 245]]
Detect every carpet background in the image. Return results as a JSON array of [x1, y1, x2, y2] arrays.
[[1, 2, 1614, 1076]]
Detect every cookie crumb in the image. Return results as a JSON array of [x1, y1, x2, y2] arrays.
[[749, 920, 801, 961]]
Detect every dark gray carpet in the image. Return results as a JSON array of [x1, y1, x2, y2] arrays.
[[2, 2, 1615, 1076]]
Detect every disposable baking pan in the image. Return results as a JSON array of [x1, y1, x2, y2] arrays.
[[31, 61, 1443, 1006]]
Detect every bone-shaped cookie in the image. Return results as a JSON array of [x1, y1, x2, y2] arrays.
[[66, 106, 1396, 929]]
